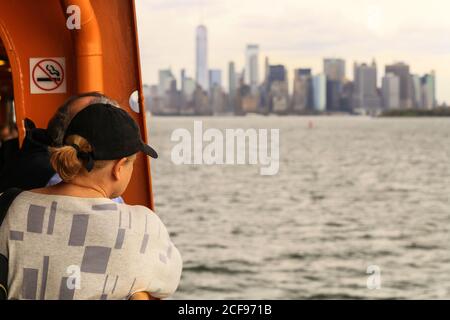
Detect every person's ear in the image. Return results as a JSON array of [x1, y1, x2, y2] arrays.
[[112, 158, 128, 180]]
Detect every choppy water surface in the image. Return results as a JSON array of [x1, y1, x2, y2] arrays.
[[147, 115, 450, 299]]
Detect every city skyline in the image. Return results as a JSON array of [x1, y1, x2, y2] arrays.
[[135, 0, 450, 104], [145, 26, 437, 116]]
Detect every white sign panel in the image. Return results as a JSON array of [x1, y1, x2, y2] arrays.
[[30, 57, 66, 94]]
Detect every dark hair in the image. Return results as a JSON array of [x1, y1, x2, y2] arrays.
[[47, 92, 106, 147]]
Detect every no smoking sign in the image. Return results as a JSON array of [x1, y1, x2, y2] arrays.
[[30, 57, 66, 94]]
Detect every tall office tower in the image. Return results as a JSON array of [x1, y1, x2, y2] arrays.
[[183, 77, 197, 101], [353, 61, 381, 110], [245, 44, 260, 95], [181, 69, 186, 93], [158, 69, 175, 96], [340, 80, 354, 112], [208, 69, 222, 89], [209, 69, 224, 114], [326, 80, 341, 111], [324, 58, 346, 82], [228, 62, 237, 112], [196, 25, 208, 91], [267, 65, 289, 113], [235, 71, 244, 86], [411, 74, 423, 108], [312, 73, 327, 112], [382, 73, 400, 109], [385, 62, 413, 109], [264, 56, 270, 82], [421, 71, 436, 110], [292, 68, 313, 112], [324, 58, 346, 111]]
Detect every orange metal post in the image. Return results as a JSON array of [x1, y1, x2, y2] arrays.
[[62, 0, 104, 93]]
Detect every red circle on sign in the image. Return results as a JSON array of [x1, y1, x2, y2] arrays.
[[32, 59, 65, 92]]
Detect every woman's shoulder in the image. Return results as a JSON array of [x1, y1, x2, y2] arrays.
[[119, 202, 154, 214], [118, 203, 160, 222], [118, 203, 169, 234]]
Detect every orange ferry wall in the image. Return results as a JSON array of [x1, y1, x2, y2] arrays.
[[0, 0, 154, 209]]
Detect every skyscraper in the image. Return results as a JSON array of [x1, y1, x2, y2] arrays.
[[245, 44, 260, 95], [208, 69, 222, 89], [292, 68, 313, 112], [228, 62, 237, 112], [158, 69, 175, 96], [421, 71, 436, 110], [340, 80, 354, 112], [196, 25, 208, 91], [324, 58, 346, 82], [312, 73, 327, 112], [411, 74, 423, 108], [267, 65, 289, 113], [382, 73, 400, 109], [324, 58, 346, 111], [180, 69, 186, 93], [182, 77, 196, 101], [209, 69, 225, 114], [353, 61, 381, 110], [385, 62, 413, 109]]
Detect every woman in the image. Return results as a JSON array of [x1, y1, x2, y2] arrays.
[[0, 103, 182, 300]]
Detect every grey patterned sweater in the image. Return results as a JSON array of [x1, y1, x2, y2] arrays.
[[0, 191, 182, 300]]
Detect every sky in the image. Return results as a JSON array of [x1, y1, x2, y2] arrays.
[[135, 0, 450, 103]]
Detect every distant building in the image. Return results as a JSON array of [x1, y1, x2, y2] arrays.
[[168, 79, 182, 113], [264, 56, 269, 83], [410, 74, 423, 108], [385, 62, 413, 109], [196, 25, 208, 91], [353, 61, 381, 110], [158, 69, 175, 96], [326, 80, 341, 112], [178, 70, 196, 113], [382, 73, 400, 109], [292, 68, 313, 112], [241, 93, 259, 114], [312, 73, 327, 112], [324, 58, 346, 82], [245, 44, 260, 95], [145, 85, 160, 113], [340, 80, 354, 112], [180, 69, 186, 93], [208, 69, 224, 114], [236, 81, 250, 115], [210, 86, 226, 115], [268, 65, 289, 113], [324, 58, 346, 111], [182, 77, 196, 100], [209, 69, 222, 89], [422, 71, 436, 110], [228, 62, 237, 113], [193, 85, 210, 115]]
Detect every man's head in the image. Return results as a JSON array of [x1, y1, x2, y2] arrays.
[[47, 92, 120, 147], [0, 123, 17, 142], [0, 123, 11, 142]]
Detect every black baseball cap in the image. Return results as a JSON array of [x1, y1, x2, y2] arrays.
[[64, 103, 158, 161]]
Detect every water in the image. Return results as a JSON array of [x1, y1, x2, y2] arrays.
[[147, 115, 450, 299]]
